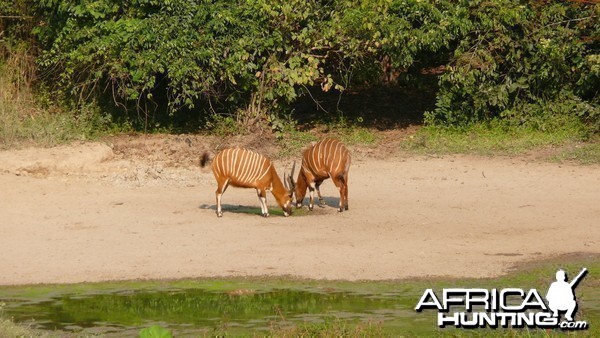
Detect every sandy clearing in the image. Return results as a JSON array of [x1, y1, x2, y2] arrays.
[[0, 142, 598, 285]]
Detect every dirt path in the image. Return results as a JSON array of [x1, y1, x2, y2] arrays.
[[0, 140, 598, 285]]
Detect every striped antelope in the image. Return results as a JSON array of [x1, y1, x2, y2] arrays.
[[200, 148, 294, 217], [290, 138, 351, 212]]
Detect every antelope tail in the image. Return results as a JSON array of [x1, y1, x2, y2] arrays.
[[200, 152, 211, 168]]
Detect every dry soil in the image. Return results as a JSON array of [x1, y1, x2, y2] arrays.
[[0, 136, 598, 285]]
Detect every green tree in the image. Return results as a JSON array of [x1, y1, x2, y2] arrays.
[[427, 0, 598, 131]]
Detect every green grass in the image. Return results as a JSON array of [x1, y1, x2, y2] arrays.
[[316, 117, 381, 146], [403, 118, 591, 157], [551, 142, 600, 165], [336, 126, 379, 146], [0, 103, 116, 149]]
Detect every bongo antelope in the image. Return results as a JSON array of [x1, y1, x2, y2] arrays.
[[200, 148, 294, 217], [290, 138, 351, 212]]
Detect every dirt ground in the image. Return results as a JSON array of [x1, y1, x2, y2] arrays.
[[0, 135, 599, 286]]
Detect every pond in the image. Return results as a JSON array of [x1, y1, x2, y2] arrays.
[[1, 283, 428, 336], [2, 260, 598, 337]]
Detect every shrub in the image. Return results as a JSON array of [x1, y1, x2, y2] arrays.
[[427, 0, 598, 131]]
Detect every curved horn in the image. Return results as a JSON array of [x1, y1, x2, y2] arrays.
[[287, 162, 296, 194]]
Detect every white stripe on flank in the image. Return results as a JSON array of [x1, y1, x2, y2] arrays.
[[327, 139, 336, 171], [321, 141, 328, 170], [317, 140, 324, 170], [321, 139, 330, 169], [229, 148, 236, 176], [239, 150, 253, 183], [248, 151, 258, 183], [331, 142, 340, 172], [248, 151, 258, 182], [256, 161, 271, 182], [245, 150, 258, 183], [227, 148, 234, 176], [311, 144, 319, 174], [219, 151, 225, 176], [220, 149, 226, 176], [248, 153, 258, 183], [220, 149, 228, 176], [214, 152, 221, 177], [226, 148, 233, 176], [238, 149, 250, 183], [233, 148, 241, 177], [251, 153, 264, 183], [335, 142, 344, 173], [254, 153, 265, 182]]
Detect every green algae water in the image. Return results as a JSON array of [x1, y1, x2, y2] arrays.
[[1, 284, 425, 336], [1, 255, 599, 337]]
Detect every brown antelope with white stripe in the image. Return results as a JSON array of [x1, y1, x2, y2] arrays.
[[290, 138, 351, 212], [200, 148, 295, 217]]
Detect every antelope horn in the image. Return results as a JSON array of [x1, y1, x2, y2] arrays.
[[290, 161, 296, 179], [288, 161, 296, 189]]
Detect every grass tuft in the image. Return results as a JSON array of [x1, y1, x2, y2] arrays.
[[403, 118, 591, 157], [551, 142, 600, 165], [333, 126, 379, 146]]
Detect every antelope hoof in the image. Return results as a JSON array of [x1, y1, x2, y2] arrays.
[[338, 207, 344, 213], [296, 203, 303, 208], [345, 206, 349, 211], [308, 205, 314, 211], [262, 213, 270, 218], [217, 211, 223, 217]]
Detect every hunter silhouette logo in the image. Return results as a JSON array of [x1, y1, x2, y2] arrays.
[[546, 268, 587, 322], [415, 268, 589, 330]]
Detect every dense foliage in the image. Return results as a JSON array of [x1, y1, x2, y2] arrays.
[[1, 0, 598, 132], [430, 0, 599, 132]]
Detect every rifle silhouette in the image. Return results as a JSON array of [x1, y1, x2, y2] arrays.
[[569, 268, 587, 289]]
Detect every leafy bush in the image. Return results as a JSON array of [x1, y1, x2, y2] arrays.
[[1, 0, 597, 135], [33, 0, 341, 130], [427, 0, 598, 131], [28, 0, 476, 130]]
